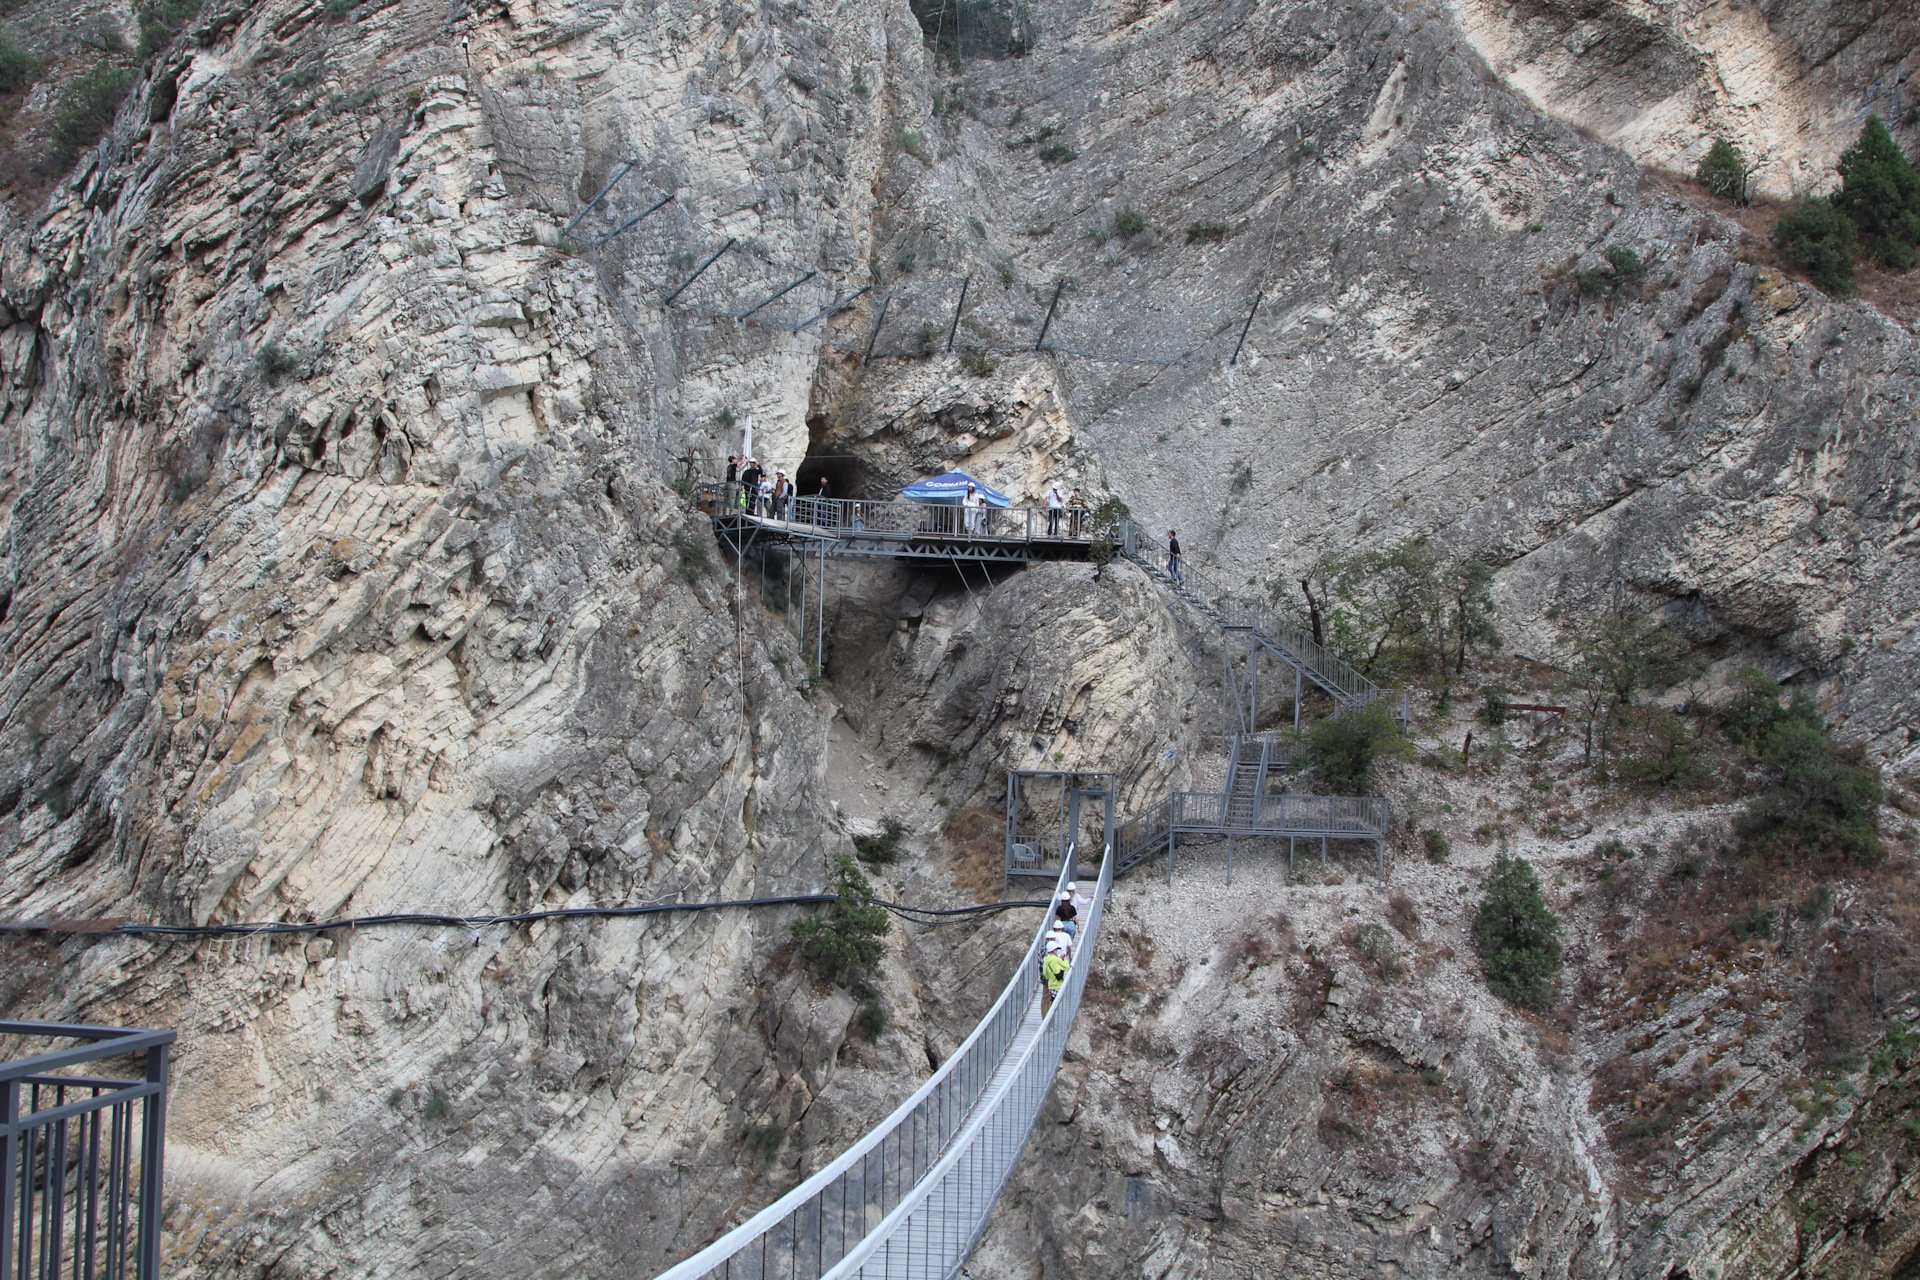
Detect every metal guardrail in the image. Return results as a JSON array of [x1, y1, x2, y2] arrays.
[[1170, 791, 1388, 837], [654, 849, 1098, 1279], [2, 1021, 175, 1280], [1115, 787, 1389, 880], [1120, 525, 1392, 710], [699, 484, 1111, 548], [821, 844, 1112, 1279]]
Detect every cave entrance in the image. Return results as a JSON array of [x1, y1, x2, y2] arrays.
[[796, 413, 871, 502]]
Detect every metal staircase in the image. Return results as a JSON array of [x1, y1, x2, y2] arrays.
[[1120, 524, 1408, 725]]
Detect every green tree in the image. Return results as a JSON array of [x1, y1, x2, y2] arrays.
[[1834, 115, 1920, 271], [0, 25, 39, 94], [1449, 560, 1501, 678], [1696, 137, 1749, 204], [1474, 853, 1562, 1011], [1569, 597, 1693, 766], [1717, 666, 1786, 751], [1305, 701, 1410, 793], [51, 63, 135, 169], [793, 854, 891, 983], [1774, 198, 1858, 297], [1313, 536, 1448, 679], [1737, 693, 1882, 864]]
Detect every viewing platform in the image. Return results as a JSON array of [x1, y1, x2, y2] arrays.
[[697, 483, 1101, 565]]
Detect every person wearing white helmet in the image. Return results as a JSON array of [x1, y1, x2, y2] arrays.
[[1062, 880, 1090, 916], [1053, 894, 1078, 941], [1040, 931, 1072, 1013]]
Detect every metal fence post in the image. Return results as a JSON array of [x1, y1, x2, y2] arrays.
[[1, 1079, 15, 1280], [137, 1042, 168, 1280]]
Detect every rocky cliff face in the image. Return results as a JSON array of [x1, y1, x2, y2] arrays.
[[0, 0, 1916, 1275]]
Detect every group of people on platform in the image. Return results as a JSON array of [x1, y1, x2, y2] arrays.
[[1040, 879, 1091, 1013], [726, 455, 830, 522]]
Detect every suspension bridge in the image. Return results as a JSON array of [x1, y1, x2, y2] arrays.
[[652, 479, 1400, 1278]]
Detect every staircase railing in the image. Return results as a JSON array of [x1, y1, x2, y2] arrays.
[[1121, 524, 1394, 712]]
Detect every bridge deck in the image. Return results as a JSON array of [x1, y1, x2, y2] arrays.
[[702, 487, 1098, 565]]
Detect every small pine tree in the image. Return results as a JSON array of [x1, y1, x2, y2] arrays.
[[1834, 115, 1920, 272], [1473, 853, 1562, 1011], [793, 854, 891, 983], [1736, 693, 1883, 864], [1774, 198, 1858, 297], [1696, 137, 1748, 203]]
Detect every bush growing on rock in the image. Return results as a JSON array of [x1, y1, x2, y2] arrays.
[[1834, 115, 1920, 271], [50, 63, 134, 169], [1473, 853, 1562, 1011], [0, 26, 38, 95], [137, 0, 203, 58], [1695, 137, 1749, 204], [1735, 691, 1882, 864], [852, 815, 907, 865], [794, 854, 890, 983], [1774, 198, 1857, 297], [1305, 702, 1409, 794]]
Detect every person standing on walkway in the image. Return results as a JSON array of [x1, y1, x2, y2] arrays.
[[815, 475, 833, 528], [1046, 485, 1064, 537], [1167, 530, 1183, 584], [963, 483, 984, 536], [740, 459, 761, 514], [1068, 487, 1085, 537], [1040, 934, 1071, 1014], [725, 455, 738, 483]]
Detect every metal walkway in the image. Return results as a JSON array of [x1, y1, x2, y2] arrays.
[[654, 847, 1112, 1280], [702, 486, 1102, 566], [1120, 528, 1409, 727]]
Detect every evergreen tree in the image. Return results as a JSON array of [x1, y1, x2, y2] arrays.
[[1774, 198, 1858, 297], [1473, 854, 1562, 1011], [1834, 115, 1920, 271], [793, 854, 891, 983], [1696, 137, 1748, 203]]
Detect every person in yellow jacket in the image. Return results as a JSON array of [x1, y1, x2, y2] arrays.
[[1040, 932, 1072, 1013]]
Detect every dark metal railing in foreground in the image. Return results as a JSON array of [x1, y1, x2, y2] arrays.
[[2, 1021, 174, 1280]]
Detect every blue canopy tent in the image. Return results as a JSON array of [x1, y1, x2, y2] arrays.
[[899, 470, 1012, 507]]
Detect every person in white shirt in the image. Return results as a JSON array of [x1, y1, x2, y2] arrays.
[[1046, 485, 1064, 536]]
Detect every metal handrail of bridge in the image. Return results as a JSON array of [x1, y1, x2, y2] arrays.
[[2, 1020, 175, 1280], [821, 844, 1112, 1279], [699, 483, 1116, 553], [654, 846, 1108, 1280]]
